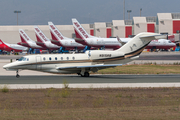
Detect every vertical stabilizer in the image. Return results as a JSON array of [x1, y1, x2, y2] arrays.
[[19, 29, 33, 43], [72, 18, 94, 39], [48, 22, 65, 41], [34, 26, 50, 43], [0, 39, 5, 44], [116, 32, 166, 56]]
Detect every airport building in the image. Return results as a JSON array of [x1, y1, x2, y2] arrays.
[[0, 12, 180, 44]]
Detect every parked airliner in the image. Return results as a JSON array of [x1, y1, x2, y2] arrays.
[[48, 22, 86, 52], [72, 18, 176, 50], [17, 29, 45, 50], [3, 32, 165, 78], [34, 26, 60, 50], [0, 39, 28, 52]]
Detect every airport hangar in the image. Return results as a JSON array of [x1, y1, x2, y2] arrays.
[[0, 13, 180, 44]]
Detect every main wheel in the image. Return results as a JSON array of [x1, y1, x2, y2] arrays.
[[84, 72, 89, 77]]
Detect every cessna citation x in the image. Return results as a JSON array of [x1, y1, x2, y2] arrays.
[[0, 39, 28, 52], [72, 18, 176, 50], [3, 32, 165, 78]]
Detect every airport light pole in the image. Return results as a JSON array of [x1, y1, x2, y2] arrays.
[[123, 0, 125, 20], [14, 10, 21, 25], [140, 8, 142, 17], [127, 10, 132, 20]]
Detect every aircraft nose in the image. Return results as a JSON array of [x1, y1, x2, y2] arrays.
[[3, 63, 16, 71], [3, 64, 10, 69]]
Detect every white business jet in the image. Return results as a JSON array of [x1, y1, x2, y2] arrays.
[[3, 32, 165, 78]]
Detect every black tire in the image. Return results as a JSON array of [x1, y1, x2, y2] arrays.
[[84, 72, 89, 77], [16, 74, 20, 78]]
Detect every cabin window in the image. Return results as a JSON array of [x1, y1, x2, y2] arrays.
[[67, 57, 69, 60], [43, 57, 46, 61], [27, 58, 29, 61], [49, 57, 51, 61], [72, 57, 75, 60], [61, 57, 63, 60], [55, 57, 57, 60], [23, 58, 26, 61]]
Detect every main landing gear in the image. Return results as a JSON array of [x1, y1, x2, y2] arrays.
[[16, 70, 20, 78], [78, 72, 90, 77]]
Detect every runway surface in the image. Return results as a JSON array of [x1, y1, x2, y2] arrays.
[[0, 74, 180, 84], [1, 74, 180, 89]]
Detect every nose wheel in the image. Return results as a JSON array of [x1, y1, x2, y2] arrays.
[[16, 70, 20, 78]]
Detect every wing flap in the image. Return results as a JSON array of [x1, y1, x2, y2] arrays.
[[56, 64, 123, 70]]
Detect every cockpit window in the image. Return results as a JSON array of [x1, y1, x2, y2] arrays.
[[18, 57, 24, 61], [18, 57, 29, 61], [168, 41, 172, 43]]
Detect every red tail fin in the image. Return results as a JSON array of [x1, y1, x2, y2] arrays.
[[0, 39, 5, 44]]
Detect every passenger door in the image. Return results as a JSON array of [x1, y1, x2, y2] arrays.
[[36, 56, 41, 70]]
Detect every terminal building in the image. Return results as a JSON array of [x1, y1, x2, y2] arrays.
[[0, 12, 180, 44]]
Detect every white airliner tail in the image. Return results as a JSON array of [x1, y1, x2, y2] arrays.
[[72, 18, 95, 39], [0, 39, 5, 45], [48, 22, 67, 41], [34, 26, 50, 43], [19, 29, 34, 43], [116, 32, 166, 56]]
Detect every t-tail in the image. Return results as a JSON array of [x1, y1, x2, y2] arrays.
[[72, 18, 94, 40], [34, 26, 50, 43], [116, 32, 166, 58], [48, 22, 65, 41]]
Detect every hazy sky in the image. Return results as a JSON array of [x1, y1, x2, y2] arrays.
[[0, 0, 179, 25]]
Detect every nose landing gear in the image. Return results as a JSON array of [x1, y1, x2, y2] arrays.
[[16, 70, 20, 78]]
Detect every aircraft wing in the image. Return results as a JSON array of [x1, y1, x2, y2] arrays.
[[56, 64, 123, 71]]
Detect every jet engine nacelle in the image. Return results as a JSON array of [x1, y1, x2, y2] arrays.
[[87, 50, 124, 60]]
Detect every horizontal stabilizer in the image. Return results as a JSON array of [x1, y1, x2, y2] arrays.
[[51, 39, 59, 43], [140, 34, 166, 40], [36, 41, 45, 45], [56, 64, 123, 70], [17, 42, 29, 46], [74, 38, 85, 41]]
